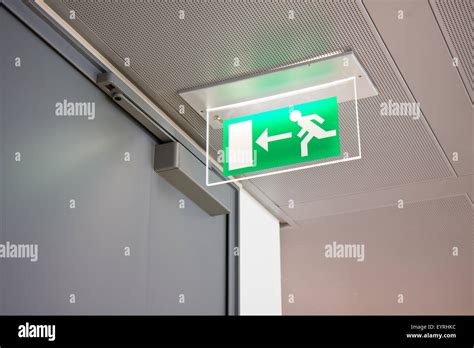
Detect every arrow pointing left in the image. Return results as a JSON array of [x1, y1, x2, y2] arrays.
[[256, 128, 292, 151]]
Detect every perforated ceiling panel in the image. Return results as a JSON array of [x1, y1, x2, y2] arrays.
[[431, 0, 473, 102], [44, 0, 454, 211]]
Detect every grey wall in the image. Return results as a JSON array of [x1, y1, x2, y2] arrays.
[[0, 7, 230, 315]]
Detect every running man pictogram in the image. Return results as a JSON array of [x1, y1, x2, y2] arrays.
[[289, 110, 337, 157]]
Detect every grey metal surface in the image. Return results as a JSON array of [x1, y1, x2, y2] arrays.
[[146, 175, 227, 315], [0, 7, 229, 315], [96, 72, 171, 142], [154, 142, 230, 216], [43, 0, 454, 214], [281, 195, 473, 314], [155, 142, 181, 172]]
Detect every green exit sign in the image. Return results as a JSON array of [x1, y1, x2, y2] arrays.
[[222, 96, 340, 176]]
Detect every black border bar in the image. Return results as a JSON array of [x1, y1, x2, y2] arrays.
[[0, 316, 472, 345]]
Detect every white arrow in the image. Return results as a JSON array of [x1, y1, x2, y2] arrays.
[[256, 128, 292, 151]]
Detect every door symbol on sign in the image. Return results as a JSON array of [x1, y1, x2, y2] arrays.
[[289, 110, 337, 157]]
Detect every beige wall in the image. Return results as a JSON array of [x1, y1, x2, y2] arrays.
[[281, 195, 473, 315]]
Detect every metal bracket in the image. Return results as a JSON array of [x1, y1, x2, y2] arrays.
[[154, 142, 230, 216], [180, 51, 378, 129]]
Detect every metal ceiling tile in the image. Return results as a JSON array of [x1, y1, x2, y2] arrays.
[[431, 0, 473, 102]]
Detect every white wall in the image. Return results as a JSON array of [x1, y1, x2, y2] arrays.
[[239, 189, 282, 315]]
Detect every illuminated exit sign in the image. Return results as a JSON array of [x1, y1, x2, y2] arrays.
[[222, 96, 340, 176]]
